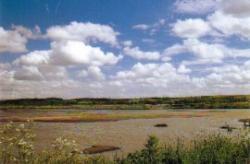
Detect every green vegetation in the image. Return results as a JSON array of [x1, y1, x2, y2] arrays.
[[118, 133, 250, 164], [0, 122, 249, 164], [1, 95, 250, 109]]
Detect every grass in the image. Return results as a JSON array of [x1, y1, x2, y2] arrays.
[[0, 122, 249, 163]]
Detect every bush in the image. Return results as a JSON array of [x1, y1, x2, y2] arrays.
[[0, 122, 35, 163], [118, 133, 250, 164], [185, 133, 250, 163]]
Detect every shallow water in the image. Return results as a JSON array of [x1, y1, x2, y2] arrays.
[[1, 109, 249, 156]]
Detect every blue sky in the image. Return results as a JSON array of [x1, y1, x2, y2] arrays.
[[1, 0, 176, 53], [1, 0, 250, 99]]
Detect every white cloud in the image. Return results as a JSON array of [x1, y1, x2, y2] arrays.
[[13, 66, 44, 81], [77, 66, 105, 81], [12, 25, 42, 39], [220, 0, 250, 17], [177, 64, 191, 74], [110, 62, 198, 97], [0, 25, 42, 54], [15, 40, 122, 67], [173, 0, 250, 40], [14, 50, 51, 66], [164, 39, 250, 64], [172, 18, 211, 38], [47, 21, 119, 46], [50, 40, 122, 66], [132, 24, 150, 30], [208, 11, 250, 39], [204, 62, 250, 87], [132, 19, 166, 35], [182, 39, 224, 60], [87, 66, 105, 81], [38, 65, 68, 81], [174, 0, 219, 14], [123, 46, 160, 61], [12, 39, 122, 85], [115, 62, 180, 80], [0, 27, 28, 53], [122, 40, 133, 47]]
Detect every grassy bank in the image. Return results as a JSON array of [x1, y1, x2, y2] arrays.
[[0, 122, 249, 163], [1, 95, 250, 110]]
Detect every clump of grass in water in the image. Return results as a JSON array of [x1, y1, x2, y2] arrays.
[[0, 122, 249, 163]]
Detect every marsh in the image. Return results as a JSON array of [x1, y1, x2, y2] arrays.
[[1, 108, 249, 156]]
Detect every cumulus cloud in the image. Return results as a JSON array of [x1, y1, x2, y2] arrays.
[[78, 66, 106, 81], [114, 62, 185, 83], [0, 27, 28, 53], [203, 61, 250, 88], [12, 25, 42, 39], [173, 0, 250, 40], [87, 66, 105, 81], [14, 50, 51, 66], [47, 21, 119, 46], [164, 39, 250, 64], [15, 40, 122, 67], [172, 0, 250, 61], [0, 25, 42, 54], [208, 11, 250, 39], [174, 0, 219, 14], [123, 46, 160, 61], [50, 40, 122, 66], [109, 62, 200, 97], [177, 64, 191, 74], [13, 66, 44, 81], [220, 0, 250, 17], [12, 40, 122, 85], [172, 18, 211, 38]]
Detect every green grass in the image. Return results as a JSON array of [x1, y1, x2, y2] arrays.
[[0, 122, 249, 164]]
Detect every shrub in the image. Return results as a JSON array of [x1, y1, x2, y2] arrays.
[[185, 133, 250, 163], [118, 133, 250, 164], [0, 122, 35, 164]]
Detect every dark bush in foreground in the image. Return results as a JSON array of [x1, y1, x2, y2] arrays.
[[0, 122, 249, 164]]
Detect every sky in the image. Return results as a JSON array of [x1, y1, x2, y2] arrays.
[[1, 0, 250, 99]]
